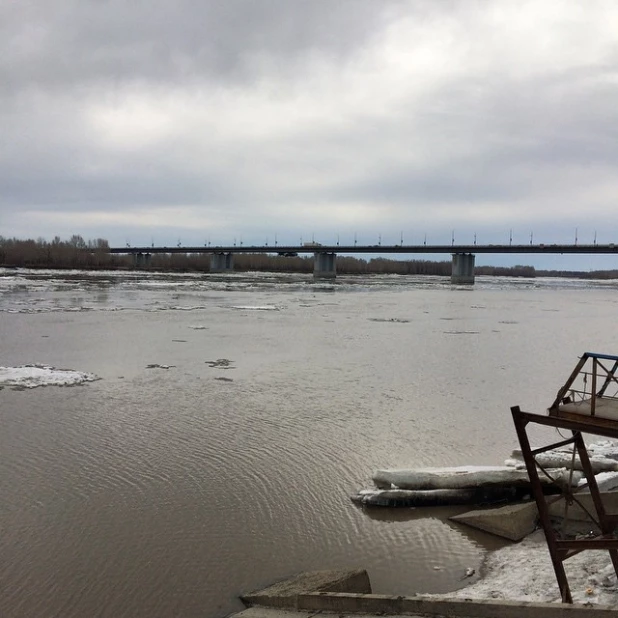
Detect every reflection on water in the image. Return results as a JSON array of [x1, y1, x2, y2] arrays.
[[1, 269, 617, 617]]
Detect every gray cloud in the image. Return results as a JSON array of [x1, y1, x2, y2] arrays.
[[2, 1, 618, 269], [1, 0, 396, 94]]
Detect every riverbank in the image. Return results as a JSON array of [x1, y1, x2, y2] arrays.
[[236, 557, 618, 616]]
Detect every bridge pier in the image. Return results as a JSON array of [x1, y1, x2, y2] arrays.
[[314, 252, 337, 279], [451, 253, 475, 284], [210, 252, 234, 273], [133, 252, 152, 268]]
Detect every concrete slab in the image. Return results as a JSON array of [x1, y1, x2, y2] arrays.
[[451, 491, 618, 541], [450, 501, 538, 541], [548, 490, 618, 522], [240, 569, 371, 609], [233, 594, 618, 617], [298, 593, 618, 617]]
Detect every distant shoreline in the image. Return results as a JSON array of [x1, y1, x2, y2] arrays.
[[2, 236, 618, 279], [3, 261, 618, 281]]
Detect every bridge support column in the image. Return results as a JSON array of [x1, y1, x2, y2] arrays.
[[451, 253, 475, 284], [133, 252, 152, 268], [314, 252, 337, 279], [210, 252, 234, 273]]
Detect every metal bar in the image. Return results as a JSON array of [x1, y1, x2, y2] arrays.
[[556, 538, 618, 550], [575, 432, 618, 582], [598, 359, 618, 397], [575, 432, 609, 525], [566, 494, 601, 530], [591, 358, 597, 416], [531, 436, 576, 456], [560, 445, 578, 538], [550, 355, 589, 412], [563, 549, 585, 560], [584, 352, 618, 361], [516, 410, 618, 439], [511, 406, 573, 603]]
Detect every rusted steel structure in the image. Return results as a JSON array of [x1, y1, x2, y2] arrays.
[[511, 352, 618, 603]]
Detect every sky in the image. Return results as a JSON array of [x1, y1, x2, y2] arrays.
[[2, 0, 618, 269]]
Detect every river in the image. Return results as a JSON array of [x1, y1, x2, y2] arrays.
[[1, 268, 617, 617]]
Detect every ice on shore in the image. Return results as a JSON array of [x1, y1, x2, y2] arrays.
[[373, 466, 581, 490], [0, 364, 100, 388], [372, 440, 618, 605], [448, 530, 618, 605], [507, 450, 618, 472], [449, 438, 618, 606]]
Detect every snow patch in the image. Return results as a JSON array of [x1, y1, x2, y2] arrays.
[[445, 530, 618, 605], [0, 364, 100, 388]]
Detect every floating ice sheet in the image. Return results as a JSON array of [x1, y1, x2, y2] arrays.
[[0, 364, 100, 388], [229, 305, 280, 311]]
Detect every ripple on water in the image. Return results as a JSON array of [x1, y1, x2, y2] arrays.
[[4, 275, 615, 618]]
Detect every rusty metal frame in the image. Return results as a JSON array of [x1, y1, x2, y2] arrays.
[[549, 352, 618, 417], [511, 406, 618, 603]]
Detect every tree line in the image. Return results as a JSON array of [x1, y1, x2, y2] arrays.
[[0, 235, 128, 269], [5, 235, 613, 279]]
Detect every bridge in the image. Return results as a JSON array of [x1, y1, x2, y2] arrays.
[[109, 243, 618, 284]]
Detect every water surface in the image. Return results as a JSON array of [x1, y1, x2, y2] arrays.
[[1, 269, 617, 617]]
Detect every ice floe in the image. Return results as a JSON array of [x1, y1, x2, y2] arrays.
[[229, 305, 280, 311], [0, 364, 100, 388], [206, 359, 235, 369]]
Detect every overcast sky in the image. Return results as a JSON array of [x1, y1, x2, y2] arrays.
[[2, 1, 618, 268]]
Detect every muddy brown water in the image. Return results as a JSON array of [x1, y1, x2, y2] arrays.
[[2, 269, 617, 617]]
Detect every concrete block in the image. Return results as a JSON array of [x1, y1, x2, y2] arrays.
[[295, 592, 618, 617], [240, 569, 371, 609], [232, 610, 308, 618], [548, 490, 618, 522], [450, 500, 539, 541], [299, 592, 404, 613], [399, 596, 618, 618], [451, 491, 618, 541]]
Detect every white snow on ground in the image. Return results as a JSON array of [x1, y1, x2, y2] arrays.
[[0, 364, 100, 388], [449, 530, 618, 605]]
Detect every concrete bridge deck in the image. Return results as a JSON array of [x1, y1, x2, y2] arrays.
[[108, 243, 618, 284], [110, 243, 618, 255]]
